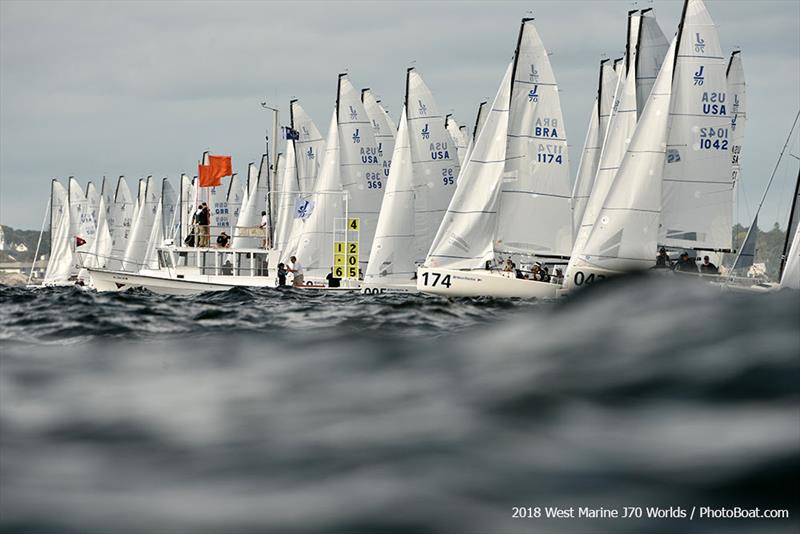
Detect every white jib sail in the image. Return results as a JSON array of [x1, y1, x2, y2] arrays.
[[273, 140, 299, 257], [407, 68, 462, 264], [179, 174, 195, 246], [161, 179, 179, 243], [43, 180, 73, 284], [568, 37, 677, 282], [570, 12, 642, 266], [424, 63, 513, 270], [337, 74, 385, 268], [495, 18, 573, 259], [365, 107, 415, 285], [294, 110, 344, 278], [571, 95, 601, 239], [660, 0, 732, 252], [362, 89, 396, 187]]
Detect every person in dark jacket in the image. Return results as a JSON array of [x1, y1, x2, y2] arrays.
[[326, 268, 341, 288], [675, 252, 697, 273], [700, 255, 719, 275], [276, 263, 288, 287], [655, 247, 670, 268]]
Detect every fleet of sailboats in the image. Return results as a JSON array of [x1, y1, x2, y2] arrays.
[[32, 0, 799, 295]]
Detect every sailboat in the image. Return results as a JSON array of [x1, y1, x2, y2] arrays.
[[363, 67, 461, 293], [41, 179, 73, 286], [417, 17, 573, 298], [567, 9, 669, 288], [293, 73, 386, 286], [564, 0, 733, 289]]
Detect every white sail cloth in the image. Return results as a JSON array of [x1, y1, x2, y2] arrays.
[[495, 19, 572, 258], [362, 89, 396, 186], [43, 180, 73, 284], [660, 0, 732, 251], [364, 107, 416, 285], [424, 64, 513, 270], [565, 37, 677, 283]]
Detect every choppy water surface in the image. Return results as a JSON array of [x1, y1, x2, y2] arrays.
[[1, 277, 798, 533]]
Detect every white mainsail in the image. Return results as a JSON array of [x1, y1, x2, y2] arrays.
[[106, 176, 134, 270], [123, 176, 159, 272], [365, 107, 415, 285], [337, 74, 386, 268], [407, 68, 462, 264], [566, 37, 677, 283], [43, 180, 73, 284], [291, 100, 326, 194], [362, 88, 396, 186], [660, 0, 732, 252], [727, 50, 746, 217], [495, 18, 572, 259], [294, 110, 344, 278], [445, 114, 469, 166], [84, 194, 113, 269], [179, 173, 195, 245], [424, 63, 512, 270]]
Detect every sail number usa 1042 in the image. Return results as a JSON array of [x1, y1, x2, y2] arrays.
[[421, 271, 452, 288]]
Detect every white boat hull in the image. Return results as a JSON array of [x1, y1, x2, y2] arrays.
[[88, 268, 259, 295], [360, 281, 417, 295], [416, 267, 559, 298]]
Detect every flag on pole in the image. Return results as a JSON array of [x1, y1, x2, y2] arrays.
[[209, 155, 232, 183], [198, 163, 214, 187], [282, 126, 300, 140]]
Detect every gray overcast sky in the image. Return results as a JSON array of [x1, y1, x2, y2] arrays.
[[1, 0, 798, 230]]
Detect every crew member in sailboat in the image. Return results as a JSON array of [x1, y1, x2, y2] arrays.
[[287, 256, 304, 287]]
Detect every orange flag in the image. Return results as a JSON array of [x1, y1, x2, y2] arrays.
[[198, 163, 214, 187], [209, 155, 232, 182]]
